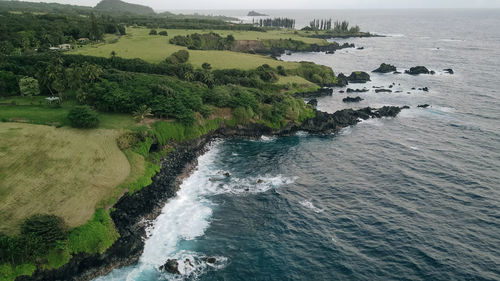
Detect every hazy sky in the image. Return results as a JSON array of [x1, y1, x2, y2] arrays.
[[32, 0, 500, 10]]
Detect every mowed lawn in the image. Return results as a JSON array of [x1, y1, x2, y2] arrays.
[[0, 123, 130, 234], [71, 27, 304, 70]]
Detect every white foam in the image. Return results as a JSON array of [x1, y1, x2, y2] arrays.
[[95, 141, 296, 280], [295, 131, 309, 137], [207, 174, 297, 195], [260, 135, 277, 142], [299, 200, 324, 213], [338, 126, 352, 136]]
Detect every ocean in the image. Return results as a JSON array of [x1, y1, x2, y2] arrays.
[[95, 9, 500, 281]]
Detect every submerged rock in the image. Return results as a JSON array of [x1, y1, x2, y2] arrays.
[[307, 99, 318, 107], [373, 63, 397, 73], [375, 89, 392, 93], [257, 179, 264, 184], [443, 68, 454, 74], [346, 88, 369, 93], [405, 66, 430, 75], [347, 71, 371, 83], [418, 104, 430, 108], [343, 96, 364, 103], [184, 258, 194, 268], [160, 259, 181, 275]]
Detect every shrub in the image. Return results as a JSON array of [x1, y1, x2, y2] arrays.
[[21, 215, 68, 250], [159, 31, 168, 36], [67, 106, 100, 128], [19, 77, 40, 98], [165, 50, 189, 64], [0, 71, 19, 97], [149, 29, 157, 35]]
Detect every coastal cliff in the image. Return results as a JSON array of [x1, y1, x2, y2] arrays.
[[16, 106, 405, 281]]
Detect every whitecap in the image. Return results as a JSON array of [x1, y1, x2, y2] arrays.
[[208, 174, 297, 195], [299, 200, 324, 213], [95, 141, 296, 281], [259, 135, 277, 142]]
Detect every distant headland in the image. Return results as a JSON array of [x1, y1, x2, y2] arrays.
[[248, 10, 269, 16]]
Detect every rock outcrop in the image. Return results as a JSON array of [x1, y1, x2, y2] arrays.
[[342, 96, 364, 103], [405, 66, 430, 75], [347, 71, 371, 83], [373, 63, 397, 73], [159, 259, 180, 274]]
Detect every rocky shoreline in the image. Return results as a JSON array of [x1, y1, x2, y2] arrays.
[[16, 106, 406, 281]]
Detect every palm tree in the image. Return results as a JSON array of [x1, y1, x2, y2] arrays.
[[133, 105, 153, 121]]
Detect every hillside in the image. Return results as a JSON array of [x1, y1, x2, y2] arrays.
[[94, 0, 155, 15]]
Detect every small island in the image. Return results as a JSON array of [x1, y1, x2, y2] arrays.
[[248, 10, 269, 16]]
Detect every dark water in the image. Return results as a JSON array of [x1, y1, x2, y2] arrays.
[[96, 10, 500, 281]]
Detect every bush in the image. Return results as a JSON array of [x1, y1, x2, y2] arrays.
[[67, 106, 100, 128], [0, 71, 19, 97], [21, 214, 68, 250], [165, 50, 189, 64], [159, 31, 168, 36], [149, 29, 157, 35]]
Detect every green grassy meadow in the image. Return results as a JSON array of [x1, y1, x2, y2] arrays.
[[71, 27, 315, 69], [0, 122, 130, 234]]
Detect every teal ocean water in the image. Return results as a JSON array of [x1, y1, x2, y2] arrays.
[[95, 9, 500, 281]]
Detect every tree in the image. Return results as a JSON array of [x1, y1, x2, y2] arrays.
[[19, 77, 40, 98], [202, 62, 212, 70], [0, 71, 20, 97], [166, 50, 189, 64], [159, 31, 168, 36], [21, 214, 68, 250], [132, 105, 153, 121], [149, 29, 157, 35], [67, 106, 100, 128], [110, 50, 117, 58]]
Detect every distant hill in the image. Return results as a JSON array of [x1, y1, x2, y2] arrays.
[[248, 10, 268, 17], [0, 0, 92, 14], [94, 0, 155, 15]]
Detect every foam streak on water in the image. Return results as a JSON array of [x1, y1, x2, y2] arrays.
[[95, 141, 297, 281]]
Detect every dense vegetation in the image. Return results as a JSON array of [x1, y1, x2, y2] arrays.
[[0, 12, 126, 56], [256, 18, 296, 29], [169, 32, 236, 50], [0, 4, 350, 280]]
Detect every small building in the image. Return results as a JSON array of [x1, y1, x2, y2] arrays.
[[45, 97, 60, 104], [77, 38, 90, 44], [58, 44, 72, 50]]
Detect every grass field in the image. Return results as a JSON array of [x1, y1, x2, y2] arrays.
[[0, 96, 136, 130], [0, 123, 131, 235], [71, 27, 307, 69]]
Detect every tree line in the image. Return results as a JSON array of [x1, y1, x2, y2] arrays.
[[305, 19, 361, 34], [256, 18, 296, 29]]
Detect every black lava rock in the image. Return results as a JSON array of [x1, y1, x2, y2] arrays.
[[373, 63, 397, 73], [160, 259, 181, 274], [342, 96, 364, 103], [405, 66, 430, 75], [347, 71, 371, 83]]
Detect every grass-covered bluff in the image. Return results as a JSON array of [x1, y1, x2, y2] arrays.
[[0, 46, 334, 281], [0, 4, 366, 279]]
